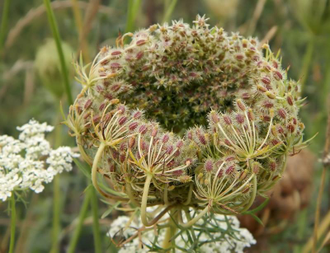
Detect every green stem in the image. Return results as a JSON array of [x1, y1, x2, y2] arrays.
[[299, 38, 314, 94], [180, 206, 208, 228], [67, 190, 92, 253], [9, 194, 16, 253], [50, 176, 60, 253], [0, 0, 11, 54], [312, 166, 327, 253], [162, 209, 178, 250], [125, 0, 142, 33], [240, 175, 257, 213], [183, 184, 193, 205], [91, 143, 128, 201], [90, 187, 102, 253], [91, 143, 106, 191], [50, 113, 63, 253], [162, 0, 177, 23], [43, 0, 73, 104], [294, 209, 308, 253], [140, 174, 153, 226]]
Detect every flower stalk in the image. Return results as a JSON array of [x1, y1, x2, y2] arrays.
[[9, 194, 16, 253]]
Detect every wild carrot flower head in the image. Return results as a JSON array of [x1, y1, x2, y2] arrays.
[[68, 15, 309, 226]]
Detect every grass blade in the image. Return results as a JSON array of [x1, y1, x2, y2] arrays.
[[90, 187, 102, 253], [67, 190, 92, 253], [43, 0, 73, 104], [162, 0, 177, 23], [0, 0, 11, 54], [125, 0, 142, 33]]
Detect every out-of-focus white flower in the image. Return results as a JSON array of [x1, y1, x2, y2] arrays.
[[107, 216, 140, 239], [17, 119, 54, 141], [46, 147, 79, 174], [107, 210, 256, 252], [0, 119, 79, 201]]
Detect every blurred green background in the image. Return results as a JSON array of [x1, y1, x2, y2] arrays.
[[0, 0, 329, 252]]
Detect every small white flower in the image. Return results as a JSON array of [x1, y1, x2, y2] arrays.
[[17, 119, 54, 141], [107, 216, 140, 239], [46, 147, 80, 174], [0, 119, 79, 202]]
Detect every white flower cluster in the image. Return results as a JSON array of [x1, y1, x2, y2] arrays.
[[0, 119, 79, 201], [107, 209, 256, 253]]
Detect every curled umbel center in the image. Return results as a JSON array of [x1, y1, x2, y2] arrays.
[[68, 15, 307, 222]]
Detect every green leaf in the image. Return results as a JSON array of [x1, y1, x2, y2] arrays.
[[247, 213, 264, 226], [73, 158, 91, 179], [83, 184, 93, 194], [243, 197, 269, 215], [101, 201, 121, 219]]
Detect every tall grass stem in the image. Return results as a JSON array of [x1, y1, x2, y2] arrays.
[[91, 187, 102, 253], [0, 0, 11, 54], [51, 176, 61, 253], [299, 38, 314, 93], [67, 190, 92, 253], [162, 0, 177, 23], [43, 0, 73, 104], [125, 0, 142, 33], [312, 107, 330, 252]]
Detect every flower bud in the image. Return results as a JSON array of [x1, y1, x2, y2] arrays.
[[129, 122, 138, 131], [117, 105, 126, 114], [287, 95, 293, 106], [118, 116, 127, 125], [162, 134, 170, 143], [133, 111, 142, 119], [223, 115, 232, 125], [151, 126, 158, 137], [266, 91, 276, 99], [235, 114, 245, 124], [128, 137, 135, 148], [210, 111, 220, 123], [204, 159, 213, 172], [236, 99, 246, 111], [277, 108, 286, 119], [84, 99, 93, 109], [139, 125, 148, 134], [225, 165, 235, 175], [273, 71, 283, 80]]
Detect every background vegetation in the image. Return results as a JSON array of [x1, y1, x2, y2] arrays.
[[0, 0, 329, 252]]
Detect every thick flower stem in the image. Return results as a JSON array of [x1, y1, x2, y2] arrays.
[[162, 209, 179, 250], [141, 174, 153, 226], [92, 143, 106, 191], [91, 143, 128, 201], [9, 194, 16, 253], [240, 175, 257, 213], [180, 206, 208, 228]]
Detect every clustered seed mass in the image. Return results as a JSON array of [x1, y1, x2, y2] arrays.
[[68, 16, 307, 216]]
